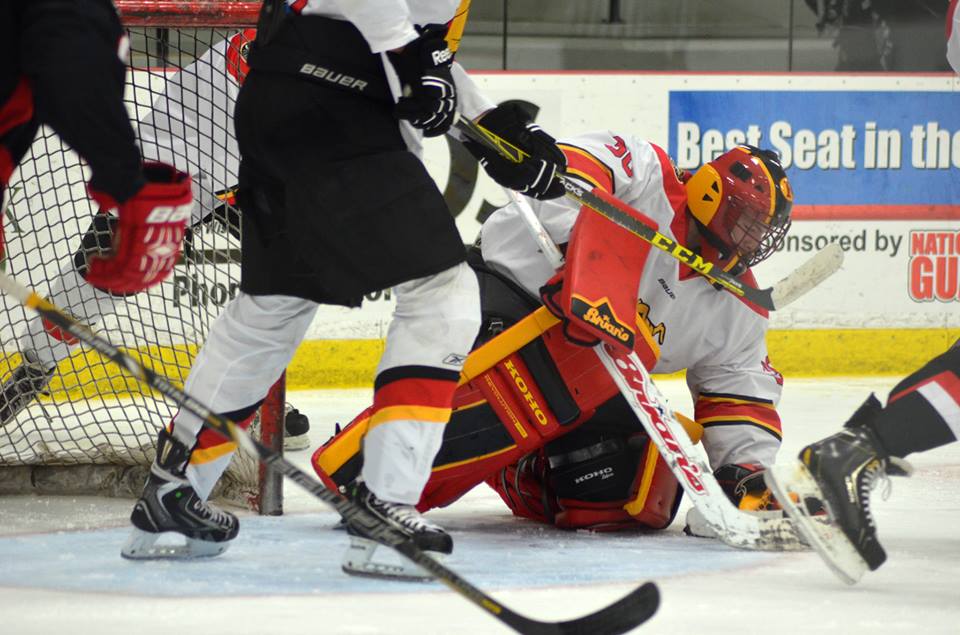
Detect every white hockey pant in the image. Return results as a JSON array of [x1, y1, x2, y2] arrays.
[[179, 261, 479, 503], [361, 261, 480, 504]]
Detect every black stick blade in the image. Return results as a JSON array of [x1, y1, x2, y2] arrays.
[[504, 581, 660, 635]]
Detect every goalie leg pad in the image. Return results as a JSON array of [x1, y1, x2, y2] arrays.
[[547, 414, 683, 531], [488, 418, 684, 532], [313, 311, 663, 514]]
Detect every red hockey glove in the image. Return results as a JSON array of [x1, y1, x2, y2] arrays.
[[388, 26, 457, 137], [86, 162, 192, 294]]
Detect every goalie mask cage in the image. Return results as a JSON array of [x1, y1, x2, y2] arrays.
[[0, 1, 283, 514]]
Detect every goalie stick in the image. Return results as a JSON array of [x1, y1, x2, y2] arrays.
[[491, 176, 838, 551], [455, 115, 844, 311], [0, 271, 659, 635]]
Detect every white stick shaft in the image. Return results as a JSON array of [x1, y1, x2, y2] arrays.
[[0, 270, 33, 305], [506, 189, 565, 271]]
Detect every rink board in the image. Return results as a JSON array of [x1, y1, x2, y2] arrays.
[[3, 72, 957, 389]]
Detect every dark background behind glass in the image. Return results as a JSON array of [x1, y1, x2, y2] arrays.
[[455, 0, 951, 72], [128, 1, 952, 73]]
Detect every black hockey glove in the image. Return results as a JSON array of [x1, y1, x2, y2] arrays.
[[464, 103, 567, 200], [387, 26, 457, 137]]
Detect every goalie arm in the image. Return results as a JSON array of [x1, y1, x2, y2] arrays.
[[456, 116, 844, 310]]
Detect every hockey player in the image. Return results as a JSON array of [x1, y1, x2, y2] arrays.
[[121, 1, 567, 569], [314, 134, 795, 536], [1, 2, 191, 294], [766, 340, 960, 581], [0, 29, 311, 450], [764, 12, 960, 582]]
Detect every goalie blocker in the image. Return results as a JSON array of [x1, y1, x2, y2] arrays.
[[314, 249, 694, 532]]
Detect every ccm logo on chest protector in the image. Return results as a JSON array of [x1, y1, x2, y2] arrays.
[[298, 64, 369, 92]]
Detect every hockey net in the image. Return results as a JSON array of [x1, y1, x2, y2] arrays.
[[0, 1, 283, 512]]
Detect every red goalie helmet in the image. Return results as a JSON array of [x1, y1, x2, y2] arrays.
[[686, 145, 793, 269]]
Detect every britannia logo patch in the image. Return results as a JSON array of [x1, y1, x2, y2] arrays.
[[570, 295, 635, 348]]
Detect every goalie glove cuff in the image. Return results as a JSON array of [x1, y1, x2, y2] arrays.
[[539, 271, 602, 348]]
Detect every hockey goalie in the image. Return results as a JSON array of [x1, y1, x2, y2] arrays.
[[313, 125, 795, 575]]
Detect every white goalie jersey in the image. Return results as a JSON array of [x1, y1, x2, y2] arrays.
[[136, 29, 255, 225], [480, 130, 785, 469]]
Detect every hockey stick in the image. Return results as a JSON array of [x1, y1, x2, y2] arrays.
[[456, 116, 844, 310], [0, 271, 659, 635], [498, 185, 824, 551]]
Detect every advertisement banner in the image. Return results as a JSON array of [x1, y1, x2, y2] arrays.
[[669, 90, 960, 214]]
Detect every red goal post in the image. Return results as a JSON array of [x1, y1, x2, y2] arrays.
[[0, 1, 284, 514], [116, 1, 262, 25]]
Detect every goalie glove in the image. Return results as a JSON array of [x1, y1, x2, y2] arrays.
[[85, 162, 192, 294], [464, 103, 566, 200], [388, 26, 457, 137]]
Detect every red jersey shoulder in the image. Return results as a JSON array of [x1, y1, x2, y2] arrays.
[[647, 141, 688, 226]]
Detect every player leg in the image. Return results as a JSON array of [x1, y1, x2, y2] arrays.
[[0, 213, 127, 426], [230, 59, 480, 575], [122, 292, 319, 559], [342, 260, 481, 578], [767, 339, 960, 582]]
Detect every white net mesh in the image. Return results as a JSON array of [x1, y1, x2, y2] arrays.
[[0, 9, 271, 507]]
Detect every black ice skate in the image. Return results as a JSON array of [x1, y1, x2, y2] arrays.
[[0, 350, 56, 427], [283, 402, 310, 451], [121, 428, 239, 560], [342, 481, 452, 581], [765, 414, 890, 584]]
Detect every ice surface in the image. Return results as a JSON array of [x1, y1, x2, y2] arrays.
[[1, 378, 958, 635]]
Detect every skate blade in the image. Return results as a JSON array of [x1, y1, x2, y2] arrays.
[[341, 536, 435, 582], [765, 462, 869, 585], [121, 527, 231, 560], [684, 506, 813, 551], [283, 434, 310, 451]]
